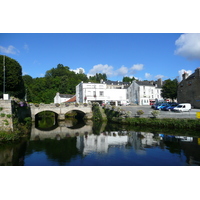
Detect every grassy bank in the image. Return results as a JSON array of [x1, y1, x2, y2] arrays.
[[103, 106, 200, 131], [0, 117, 32, 143], [0, 131, 20, 142]]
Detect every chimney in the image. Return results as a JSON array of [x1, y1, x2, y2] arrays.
[[157, 78, 162, 87], [182, 71, 189, 80], [195, 67, 200, 78]]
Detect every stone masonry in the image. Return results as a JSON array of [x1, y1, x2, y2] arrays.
[[0, 100, 13, 131], [177, 68, 200, 108]]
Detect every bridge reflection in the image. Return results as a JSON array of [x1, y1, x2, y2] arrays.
[[30, 121, 93, 140]]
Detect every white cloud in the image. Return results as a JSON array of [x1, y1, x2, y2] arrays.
[[71, 67, 85, 74], [0, 45, 20, 54], [87, 63, 145, 79], [144, 73, 164, 80], [174, 33, 200, 60], [145, 73, 152, 79], [155, 74, 164, 79], [130, 64, 144, 72], [178, 69, 193, 81], [115, 65, 128, 76], [88, 64, 114, 77]]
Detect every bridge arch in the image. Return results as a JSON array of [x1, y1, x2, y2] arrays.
[[30, 104, 93, 121]]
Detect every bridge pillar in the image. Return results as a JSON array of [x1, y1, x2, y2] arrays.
[[58, 114, 65, 121], [84, 112, 93, 120]]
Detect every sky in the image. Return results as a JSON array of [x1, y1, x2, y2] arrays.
[[0, 33, 200, 82]]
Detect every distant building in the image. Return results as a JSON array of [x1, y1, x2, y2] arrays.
[[177, 68, 200, 108], [54, 92, 74, 104], [76, 80, 130, 106], [127, 79, 163, 105], [76, 78, 164, 106]]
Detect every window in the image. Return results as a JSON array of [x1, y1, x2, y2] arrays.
[[99, 91, 104, 96]]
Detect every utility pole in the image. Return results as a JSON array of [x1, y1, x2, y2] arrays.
[[3, 55, 5, 95]]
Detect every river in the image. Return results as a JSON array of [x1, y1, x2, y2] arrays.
[[1, 117, 200, 166]]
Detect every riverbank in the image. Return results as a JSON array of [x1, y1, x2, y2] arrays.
[[101, 105, 200, 131]]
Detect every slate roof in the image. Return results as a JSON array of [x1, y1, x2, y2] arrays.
[[105, 80, 130, 85], [59, 94, 74, 98]]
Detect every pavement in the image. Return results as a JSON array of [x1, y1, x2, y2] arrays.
[[121, 105, 200, 119]]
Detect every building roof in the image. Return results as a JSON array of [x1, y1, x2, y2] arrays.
[[59, 94, 74, 98], [136, 80, 156, 86], [185, 73, 195, 80], [66, 95, 76, 102], [104, 80, 130, 86]]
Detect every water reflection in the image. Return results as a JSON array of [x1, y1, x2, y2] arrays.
[[1, 120, 200, 166]]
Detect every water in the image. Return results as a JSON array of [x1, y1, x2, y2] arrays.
[[1, 119, 200, 166]]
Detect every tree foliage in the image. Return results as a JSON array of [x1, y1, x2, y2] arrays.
[[122, 76, 136, 83], [89, 73, 107, 83], [0, 55, 25, 99], [23, 64, 110, 104], [161, 79, 178, 101], [0, 56, 110, 103]]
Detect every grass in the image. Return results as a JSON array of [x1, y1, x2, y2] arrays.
[[0, 131, 20, 142], [103, 107, 200, 130]]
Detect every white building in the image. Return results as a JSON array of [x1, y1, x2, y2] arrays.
[[127, 79, 163, 105], [76, 78, 163, 106], [54, 92, 74, 104], [76, 80, 130, 106]]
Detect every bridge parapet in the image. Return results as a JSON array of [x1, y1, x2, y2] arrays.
[[30, 103, 93, 121]]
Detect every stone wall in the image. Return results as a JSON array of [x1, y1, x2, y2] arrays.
[[0, 100, 13, 131], [177, 68, 200, 108]]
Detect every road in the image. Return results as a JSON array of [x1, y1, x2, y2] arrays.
[[121, 105, 200, 119]]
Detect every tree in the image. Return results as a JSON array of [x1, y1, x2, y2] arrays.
[[161, 79, 178, 101], [88, 73, 107, 83], [0, 55, 25, 99], [122, 76, 136, 83]]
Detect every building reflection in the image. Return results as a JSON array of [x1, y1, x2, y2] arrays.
[[76, 131, 162, 155]]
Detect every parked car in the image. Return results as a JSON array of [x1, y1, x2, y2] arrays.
[[151, 103, 158, 109], [152, 102, 162, 109], [155, 103, 169, 110], [173, 103, 191, 112], [162, 103, 178, 111]]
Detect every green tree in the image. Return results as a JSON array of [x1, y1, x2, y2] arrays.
[[122, 76, 136, 83], [0, 55, 25, 99], [89, 73, 107, 83], [161, 79, 178, 101]]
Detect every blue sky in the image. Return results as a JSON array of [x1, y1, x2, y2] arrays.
[[0, 33, 200, 82]]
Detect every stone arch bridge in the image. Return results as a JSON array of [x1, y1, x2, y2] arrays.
[[30, 103, 93, 121]]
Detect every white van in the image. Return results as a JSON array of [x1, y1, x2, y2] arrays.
[[173, 103, 191, 112]]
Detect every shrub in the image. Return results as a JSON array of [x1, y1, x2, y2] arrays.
[[151, 110, 160, 118], [136, 110, 144, 115], [3, 119, 9, 125], [0, 113, 5, 117], [6, 114, 12, 118]]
